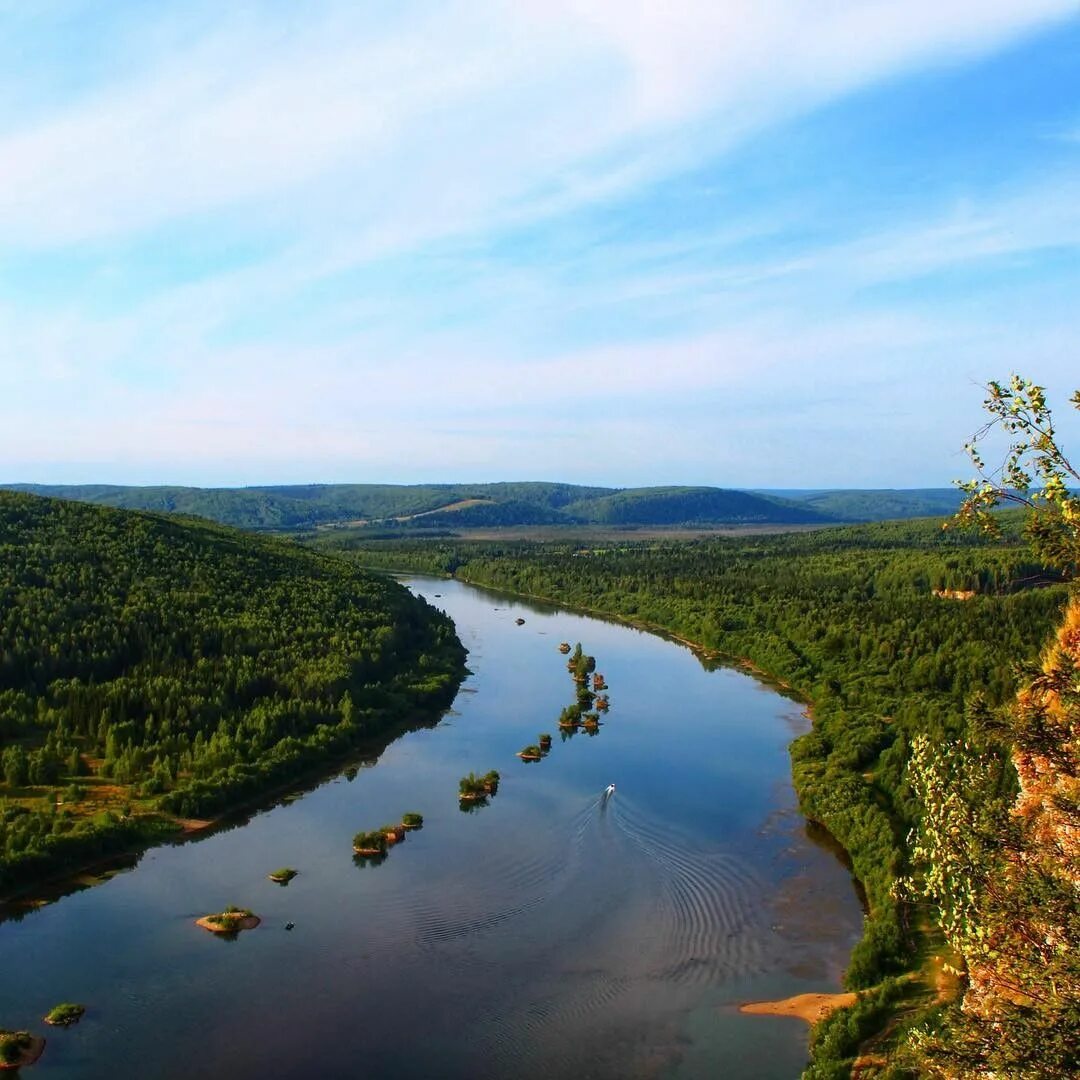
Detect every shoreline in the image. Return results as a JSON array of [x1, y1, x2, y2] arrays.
[[418, 569, 810, 704], [0, 694, 459, 912]]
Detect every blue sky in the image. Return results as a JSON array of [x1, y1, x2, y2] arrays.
[[2, 1, 1079, 487]]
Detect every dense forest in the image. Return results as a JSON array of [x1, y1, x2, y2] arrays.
[[5, 481, 963, 531], [0, 492, 465, 893], [319, 516, 1071, 1076]]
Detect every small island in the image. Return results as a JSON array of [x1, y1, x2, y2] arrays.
[[0, 1030, 45, 1070], [268, 867, 298, 885], [401, 812, 424, 829], [558, 642, 571, 653], [517, 744, 542, 761], [538, 733, 552, 750], [353, 829, 390, 856], [567, 643, 596, 684], [384, 824, 406, 845], [557, 705, 581, 729], [515, 617, 526, 625], [459, 770, 500, 801], [43, 1004, 85, 1027], [196, 906, 261, 934]]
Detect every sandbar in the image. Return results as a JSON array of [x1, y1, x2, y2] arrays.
[[739, 992, 857, 1024]]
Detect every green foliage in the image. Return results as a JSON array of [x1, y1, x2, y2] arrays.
[[352, 829, 388, 854], [401, 812, 423, 828], [269, 867, 297, 883], [44, 1002, 85, 1025], [904, 621, 1080, 1077], [804, 979, 907, 1079], [954, 374, 1080, 574], [0, 492, 465, 891], [0, 1030, 32, 1065], [459, 770, 499, 798], [207, 907, 254, 930]]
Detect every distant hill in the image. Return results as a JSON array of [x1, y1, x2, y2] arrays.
[[757, 488, 965, 522], [3, 482, 965, 531], [561, 486, 826, 525]]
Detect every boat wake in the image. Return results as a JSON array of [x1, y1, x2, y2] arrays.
[[426, 791, 771, 1078]]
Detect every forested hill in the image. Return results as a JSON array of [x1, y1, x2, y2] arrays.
[[1, 481, 960, 530], [0, 492, 465, 892], [759, 488, 965, 522]]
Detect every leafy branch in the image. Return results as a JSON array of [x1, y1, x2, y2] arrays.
[[953, 374, 1080, 573]]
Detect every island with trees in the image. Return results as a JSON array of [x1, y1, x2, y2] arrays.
[[352, 829, 389, 857], [268, 868, 298, 885], [43, 1003, 85, 1027], [0, 1029, 45, 1070], [196, 906, 260, 934], [458, 770, 500, 803]]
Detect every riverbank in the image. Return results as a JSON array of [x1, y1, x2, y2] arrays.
[[0, 689, 462, 915]]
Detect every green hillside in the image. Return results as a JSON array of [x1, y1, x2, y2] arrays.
[[0, 492, 465, 891], [6, 481, 839, 530], [760, 488, 965, 521], [562, 486, 828, 525], [399, 499, 572, 528], [4, 482, 622, 530], [3, 483, 489, 530]]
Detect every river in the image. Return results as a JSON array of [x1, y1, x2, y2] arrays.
[[0, 576, 863, 1079]]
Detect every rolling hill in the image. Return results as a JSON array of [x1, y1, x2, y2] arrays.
[[756, 487, 965, 522], [3, 482, 967, 531]]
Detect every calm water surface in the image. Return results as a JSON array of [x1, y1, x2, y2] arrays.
[[0, 577, 862, 1079]]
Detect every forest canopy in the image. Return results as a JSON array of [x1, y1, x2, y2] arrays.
[[0, 492, 465, 891]]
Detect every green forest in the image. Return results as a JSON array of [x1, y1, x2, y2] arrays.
[[0, 492, 465, 892], [321, 513, 1074, 1077]]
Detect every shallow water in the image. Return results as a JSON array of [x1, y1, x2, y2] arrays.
[[0, 577, 862, 1079]]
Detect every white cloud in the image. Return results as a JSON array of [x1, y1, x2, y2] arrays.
[[0, 1, 1073, 253]]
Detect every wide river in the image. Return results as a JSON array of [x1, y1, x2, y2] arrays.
[[0, 577, 863, 1079]]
